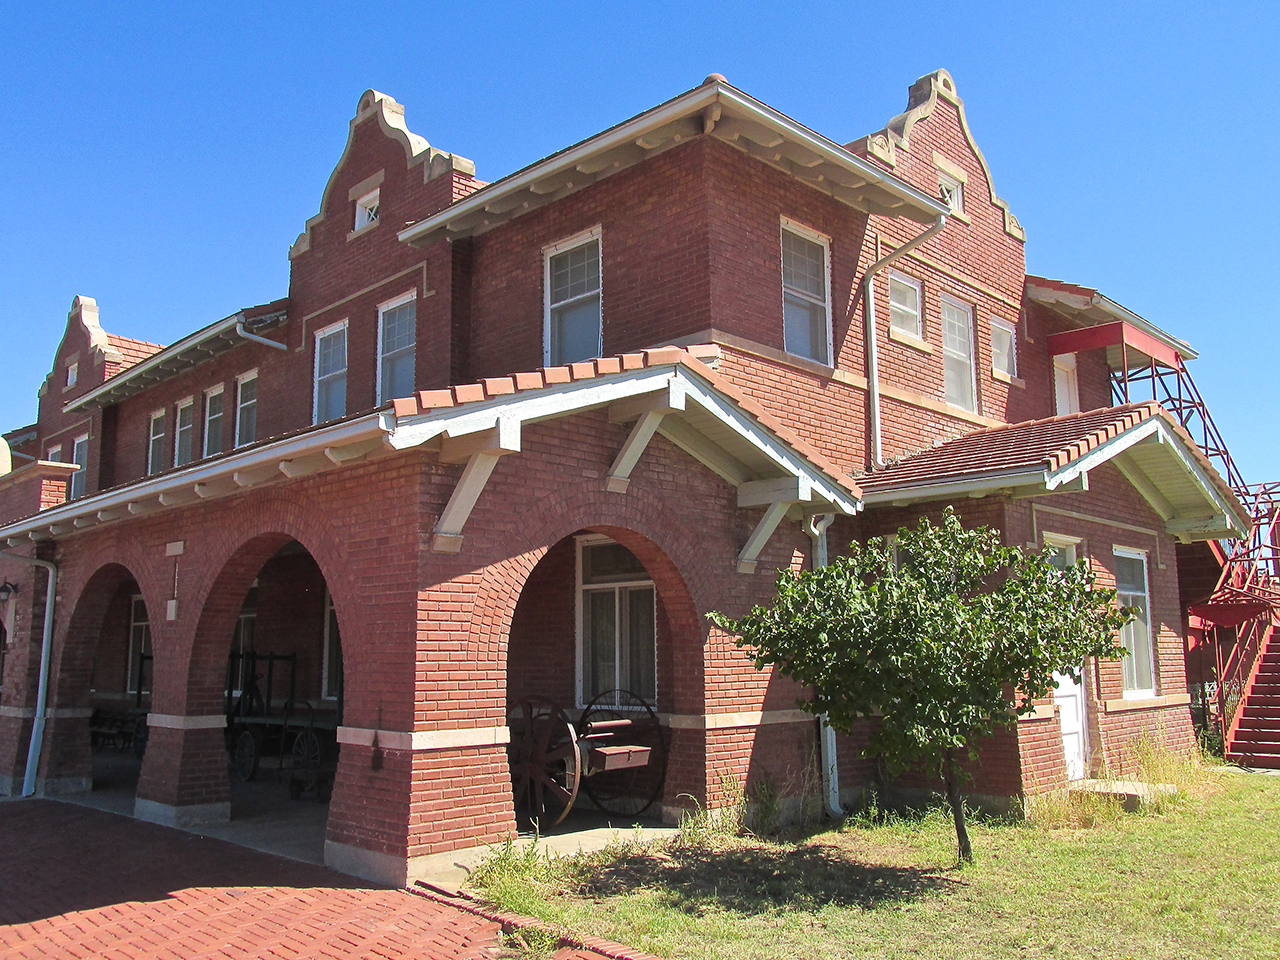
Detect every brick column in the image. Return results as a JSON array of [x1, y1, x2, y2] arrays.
[[134, 718, 230, 826]]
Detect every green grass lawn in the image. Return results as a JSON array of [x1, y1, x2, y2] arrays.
[[470, 768, 1280, 959]]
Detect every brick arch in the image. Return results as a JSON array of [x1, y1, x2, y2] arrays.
[[177, 492, 357, 718], [469, 480, 712, 716]]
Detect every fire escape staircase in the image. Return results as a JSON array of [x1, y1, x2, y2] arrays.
[[1112, 358, 1280, 767]]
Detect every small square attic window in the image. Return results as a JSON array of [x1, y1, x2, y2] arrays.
[[938, 172, 964, 216], [65, 362, 78, 388], [355, 189, 380, 230]]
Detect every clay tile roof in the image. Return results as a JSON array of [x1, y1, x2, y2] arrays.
[[384, 343, 862, 499], [106, 334, 164, 371], [860, 402, 1242, 519]]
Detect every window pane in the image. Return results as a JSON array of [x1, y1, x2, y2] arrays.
[[382, 301, 416, 354], [318, 329, 347, 379], [625, 587, 656, 702], [175, 404, 193, 466], [784, 294, 828, 364], [1115, 556, 1145, 592], [584, 589, 617, 701], [889, 278, 920, 335], [238, 379, 257, 446], [991, 324, 1015, 376], [325, 602, 342, 699], [70, 437, 87, 500], [205, 393, 223, 457], [1120, 593, 1153, 692], [944, 354, 974, 410], [551, 295, 601, 366], [551, 240, 600, 306], [941, 300, 974, 411], [382, 350, 415, 403], [782, 231, 825, 301], [149, 416, 165, 474], [584, 543, 647, 583], [317, 374, 346, 423]]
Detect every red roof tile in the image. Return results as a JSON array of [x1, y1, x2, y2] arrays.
[[106, 333, 164, 371]]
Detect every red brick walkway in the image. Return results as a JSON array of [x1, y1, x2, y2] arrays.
[[0, 799, 506, 959]]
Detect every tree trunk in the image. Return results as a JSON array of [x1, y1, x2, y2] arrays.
[[943, 748, 973, 864]]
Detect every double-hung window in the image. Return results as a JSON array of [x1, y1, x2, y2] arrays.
[[1054, 354, 1080, 416], [941, 295, 977, 412], [147, 411, 166, 475], [991, 317, 1018, 379], [1115, 548, 1155, 697], [577, 537, 656, 707], [545, 227, 602, 366], [127, 595, 152, 695], [204, 385, 225, 458], [378, 293, 416, 404], [780, 220, 831, 365], [314, 321, 348, 424], [887, 270, 923, 339], [322, 589, 342, 701], [174, 398, 194, 467], [236, 372, 258, 447], [69, 434, 89, 500]]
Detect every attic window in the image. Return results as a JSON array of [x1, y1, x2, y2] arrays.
[[65, 362, 78, 389], [355, 189, 380, 231], [938, 172, 964, 216]]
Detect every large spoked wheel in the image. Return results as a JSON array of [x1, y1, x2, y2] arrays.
[[509, 696, 581, 827], [579, 689, 668, 818], [234, 728, 260, 781], [292, 730, 322, 770]]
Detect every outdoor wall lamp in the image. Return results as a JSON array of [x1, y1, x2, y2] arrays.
[[0, 581, 18, 603]]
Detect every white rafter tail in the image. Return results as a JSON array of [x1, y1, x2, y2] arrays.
[[432, 452, 503, 553], [607, 378, 686, 423], [606, 409, 666, 494], [736, 500, 792, 575], [324, 437, 385, 464], [439, 416, 521, 464], [737, 476, 812, 508]]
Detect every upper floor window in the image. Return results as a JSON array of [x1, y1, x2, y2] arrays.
[[1054, 354, 1080, 416], [545, 227, 602, 367], [204, 385, 225, 458], [46, 444, 62, 464], [1114, 548, 1154, 698], [147, 410, 166, 475], [938, 171, 964, 216], [236, 371, 258, 447], [780, 220, 831, 365], [940, 295, 976, 412], [65, 362, 78, 389], [69, 434, 89, 500], [378, 293, 417, 404], [887, 270, 923, 339], [314, 321, 348, 424], [174, 398, 195, 467], [991, 317, 1018, 379], [354, 189, 380, 231]]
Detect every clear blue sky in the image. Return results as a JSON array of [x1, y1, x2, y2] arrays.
[[2, 2, 1277, 483]]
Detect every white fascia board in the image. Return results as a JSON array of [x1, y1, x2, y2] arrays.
[[398, 83, 946, 246], [64, 314, 242, 413], [0, 412, 390, 541], [1093, 294, 1197, 361], [861, 468, 1048, 506], [673, 370, 860, 514]]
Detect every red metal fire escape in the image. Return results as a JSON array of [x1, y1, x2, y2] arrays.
[[1109, 346, 1280, 767]]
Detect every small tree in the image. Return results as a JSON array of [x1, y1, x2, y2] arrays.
[[710, 508, 1130, 863]]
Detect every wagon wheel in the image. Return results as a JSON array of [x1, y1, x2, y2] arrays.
[[292, 730, 322, 770], [579, 689, 668, 818], [509, 696, 581, 827], [234, 728, 260, 781], [132, 717, 149, 761]]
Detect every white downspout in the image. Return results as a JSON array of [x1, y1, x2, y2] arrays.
[[0, 552, 58, 797], [805, 514, 843, 819], [235, 319, 288, 351], [862, 215, 947, 469]]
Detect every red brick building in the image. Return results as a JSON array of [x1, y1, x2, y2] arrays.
[[0, 71, 1249, 885]]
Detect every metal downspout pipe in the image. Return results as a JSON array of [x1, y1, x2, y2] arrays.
[[0, 551, 59, 797], [805, 514, 842, 819], [862, 215, 947, 469], [235, 319, 288, 351]]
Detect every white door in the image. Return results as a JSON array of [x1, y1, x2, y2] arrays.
[[1054, 667, 1087, 780]]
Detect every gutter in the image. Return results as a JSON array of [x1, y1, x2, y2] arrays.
[[804, 513, 843, 820], [860, 216, 947, 469], [0, 552, 58, 797], [235, 317, 288, 351]]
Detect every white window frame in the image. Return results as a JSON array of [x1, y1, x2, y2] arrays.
[[173, 397, 195, 467], [147, 410, 166, 475], [779, 217, 833, 366], [235, 370, 258, 448], [354, 188, 380, 231], [939, 171, 965, 216], [1114, 546, 1156, 699], [940, 293, 978, 413], [991, 316, 1018, 379], [1042, 532, 1082, 568], [203, 384, 225, 458], [574, 534, 657, 709], [1054, 353, 1080, 416], [69, 433, 89, 500], [322, 588, 342, 701], [46, 444, 62, 463], [127, 594, 152, 696], [313, 320, 349, 425], [376, 290, 417, 405], [65, 362, 78, 389], [886, 269, 924, 340], [543, 225, 603, 367]]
